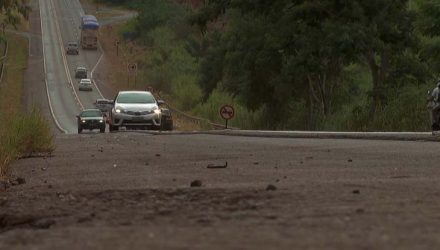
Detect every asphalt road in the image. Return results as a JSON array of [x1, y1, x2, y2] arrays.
[[2, 134, 440, 249], [39, 0, 104, 134]]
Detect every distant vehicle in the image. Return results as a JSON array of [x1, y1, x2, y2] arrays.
[[94, 98, 113, 113], [78, 79, 93, 91], [66, 41, 79, 55], [108, 91, 163, 131], [74, 66, 87, 79], [80, 15, 99, 49], [77, 109, 105, 133]]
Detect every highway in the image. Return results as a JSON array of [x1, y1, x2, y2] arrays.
[[39, 0, 104, 134]]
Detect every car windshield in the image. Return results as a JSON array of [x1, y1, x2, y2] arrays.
[[80, 80, 91, 84], [80, 110, 102, 117], [69, 43, 78, 47], [117, 92, 155, 104]]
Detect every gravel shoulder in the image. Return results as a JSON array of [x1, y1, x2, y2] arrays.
[[2, 133, 440, 249]]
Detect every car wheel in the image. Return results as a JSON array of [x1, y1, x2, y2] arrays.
[[109, 124, 118, 132], [100, 126, 105, 133], [78, 127, 82, 134]]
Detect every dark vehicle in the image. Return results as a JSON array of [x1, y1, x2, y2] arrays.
[[75, 66, 87, 79], [160, 108, 173, 131], [94, 98, 113, 113], [77, 109, 105, 134], [66, 41, 79, 55]]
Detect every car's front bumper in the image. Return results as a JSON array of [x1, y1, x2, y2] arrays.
[[79, 86, 92, 91], [111, 112, 161, 127], [79, 121, 105, 129]]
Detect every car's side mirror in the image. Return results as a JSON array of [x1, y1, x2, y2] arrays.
[[157, 100, 165, 105]]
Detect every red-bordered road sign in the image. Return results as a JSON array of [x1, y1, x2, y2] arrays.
[[220, 105, 234, 120], [127, 63, 137, 72]]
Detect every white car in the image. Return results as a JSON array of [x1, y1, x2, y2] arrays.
[[108, 91, 164, 131], [78, 79, 92, 91]]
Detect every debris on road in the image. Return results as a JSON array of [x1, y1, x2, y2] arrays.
[[352, 190, 360, 194], [348, 159, 353, 162], [190, 180, 202, 187], [207, 161, 228, 169], [266, 184, 277, 191]]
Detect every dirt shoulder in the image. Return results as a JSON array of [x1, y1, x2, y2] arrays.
[[2, 133, 440, 249]]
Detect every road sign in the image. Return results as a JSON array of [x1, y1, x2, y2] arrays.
[[220, 105, 234, 120], [127, 63, 137, 72]]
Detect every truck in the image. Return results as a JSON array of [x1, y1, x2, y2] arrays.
[[80, 15, 99, 49]]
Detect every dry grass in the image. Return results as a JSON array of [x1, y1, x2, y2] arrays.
[[0, 33, 54, 179]]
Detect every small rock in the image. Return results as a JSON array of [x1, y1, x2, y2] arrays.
[[113, 164, 117, 168], [355, 208, 365, 214], [276, 179, 280, 183], [348, 159, 353, 162], [77, 216, 92, 223], [253, 162, 259, 165], [266, 184, 277, 191], [41, 167, 47, 171], [155, 154, 161, 157], [99, 147, 104, 152], [190, 180, 202, 187], [145, 162, 149, 166], [352, 189, 360, 194], [16, 177, 25, 185], [48, 185, 53, 189]]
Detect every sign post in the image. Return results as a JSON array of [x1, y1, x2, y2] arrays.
[[127, 63, 137, 87], [219, 105, 235, 129], [115, 40, 120, 56]]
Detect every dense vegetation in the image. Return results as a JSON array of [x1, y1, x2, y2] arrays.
[[99, 0, 440, 131]]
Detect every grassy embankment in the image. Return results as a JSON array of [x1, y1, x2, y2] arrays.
[[0, 33, 54, 179]]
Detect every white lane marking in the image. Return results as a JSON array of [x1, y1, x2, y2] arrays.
[[90, 50, 104, 98], [39, 0, 68, 134], [50, 0, 84, 110]]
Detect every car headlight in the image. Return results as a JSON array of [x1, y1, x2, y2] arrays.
[[99, 120, 103, 123], [81, 119, 86, 123], [153, 106, 161, 115], [115, 108, 121, 113]]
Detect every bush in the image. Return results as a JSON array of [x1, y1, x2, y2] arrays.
[[171, 75, 203, 111], [0, 108, 54, 178], [193, 88, 265, 129]]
